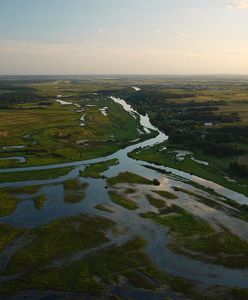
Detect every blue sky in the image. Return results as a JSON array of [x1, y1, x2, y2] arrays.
[[1, 0, 248, 74]]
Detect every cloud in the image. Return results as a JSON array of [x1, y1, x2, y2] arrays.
[[98, 28, 104, 33], [227, 0, 248, 9]]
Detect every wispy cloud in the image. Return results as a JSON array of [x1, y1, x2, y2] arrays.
[[227, 0, 248, 9], [98, 28, 104, 33]]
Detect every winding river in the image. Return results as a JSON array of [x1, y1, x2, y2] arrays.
[[0, 95, 248, 290]]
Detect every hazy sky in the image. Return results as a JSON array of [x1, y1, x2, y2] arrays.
[[1, 0, 248, 75]]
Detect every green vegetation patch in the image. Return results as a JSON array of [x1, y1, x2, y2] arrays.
[[124, 187, 136, 194], [4, 214, 114, 274], [34, 194, 47, 210], [95, 204, 112, 213], [2, 233, 240, 299], [107, 171, 153, 186], [180, 227, 248, 269], [143, 210, 248, 268], [130, 144, 248, 197], [0, 238, 166, 295], [0, 224, 25, 252], [146, 194, 165, 208], [0, 167, 74, 183], [108, 191, 138, 210], [8, 185, 41, 195], [64, 178, 89, 203], [158, 205, 185, 215], [142, 210, 211, 237], [80, 159, 119, 178], [0, 189, 19, 216], [152, 190, 178, 200], [0, 89, 144, 167], [126, 271, 159, 290]]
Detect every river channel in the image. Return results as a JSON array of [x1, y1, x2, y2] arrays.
[[0, 95, 248, 290]]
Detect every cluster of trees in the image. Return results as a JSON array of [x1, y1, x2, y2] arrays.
[[229, 162, 248, 178], [176, 111, 240, 123], [215, 126, 248, 143], [123, 89, 239, 128], [204, 143, 246, 157], [0, 83, 55, 109], [168, 129, 246, 157], [126, 90, 196, 106], [115, 88, 247, 162]]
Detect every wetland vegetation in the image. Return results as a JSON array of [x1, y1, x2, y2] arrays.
[[142, 209, 248, 269], [108, 190, 138, 210], [107, 171, 155, 186], [34, 194, 47, 210], [0, 189, 19, 216], [63, 178, 89, 203], [0, 79, 151, 169], [0, 166, 74, 183], [0, 76, 247, 299], [79, 158, 118, 178]]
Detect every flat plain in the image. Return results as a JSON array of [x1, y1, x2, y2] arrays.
[[0, 75, 247, 300]]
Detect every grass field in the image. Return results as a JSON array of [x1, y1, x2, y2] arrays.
[[80, 159, 118, 178], [129, 143, 248, 197], [0, 80, 147, 168], [0, 167, 73, 183]]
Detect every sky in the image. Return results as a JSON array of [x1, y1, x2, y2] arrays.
[[1, 0, 248, 75]]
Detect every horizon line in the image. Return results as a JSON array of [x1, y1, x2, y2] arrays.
[[1, 73, 248, 77]]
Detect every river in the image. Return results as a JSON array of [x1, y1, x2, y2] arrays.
[[0, 95, 248, 290]]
